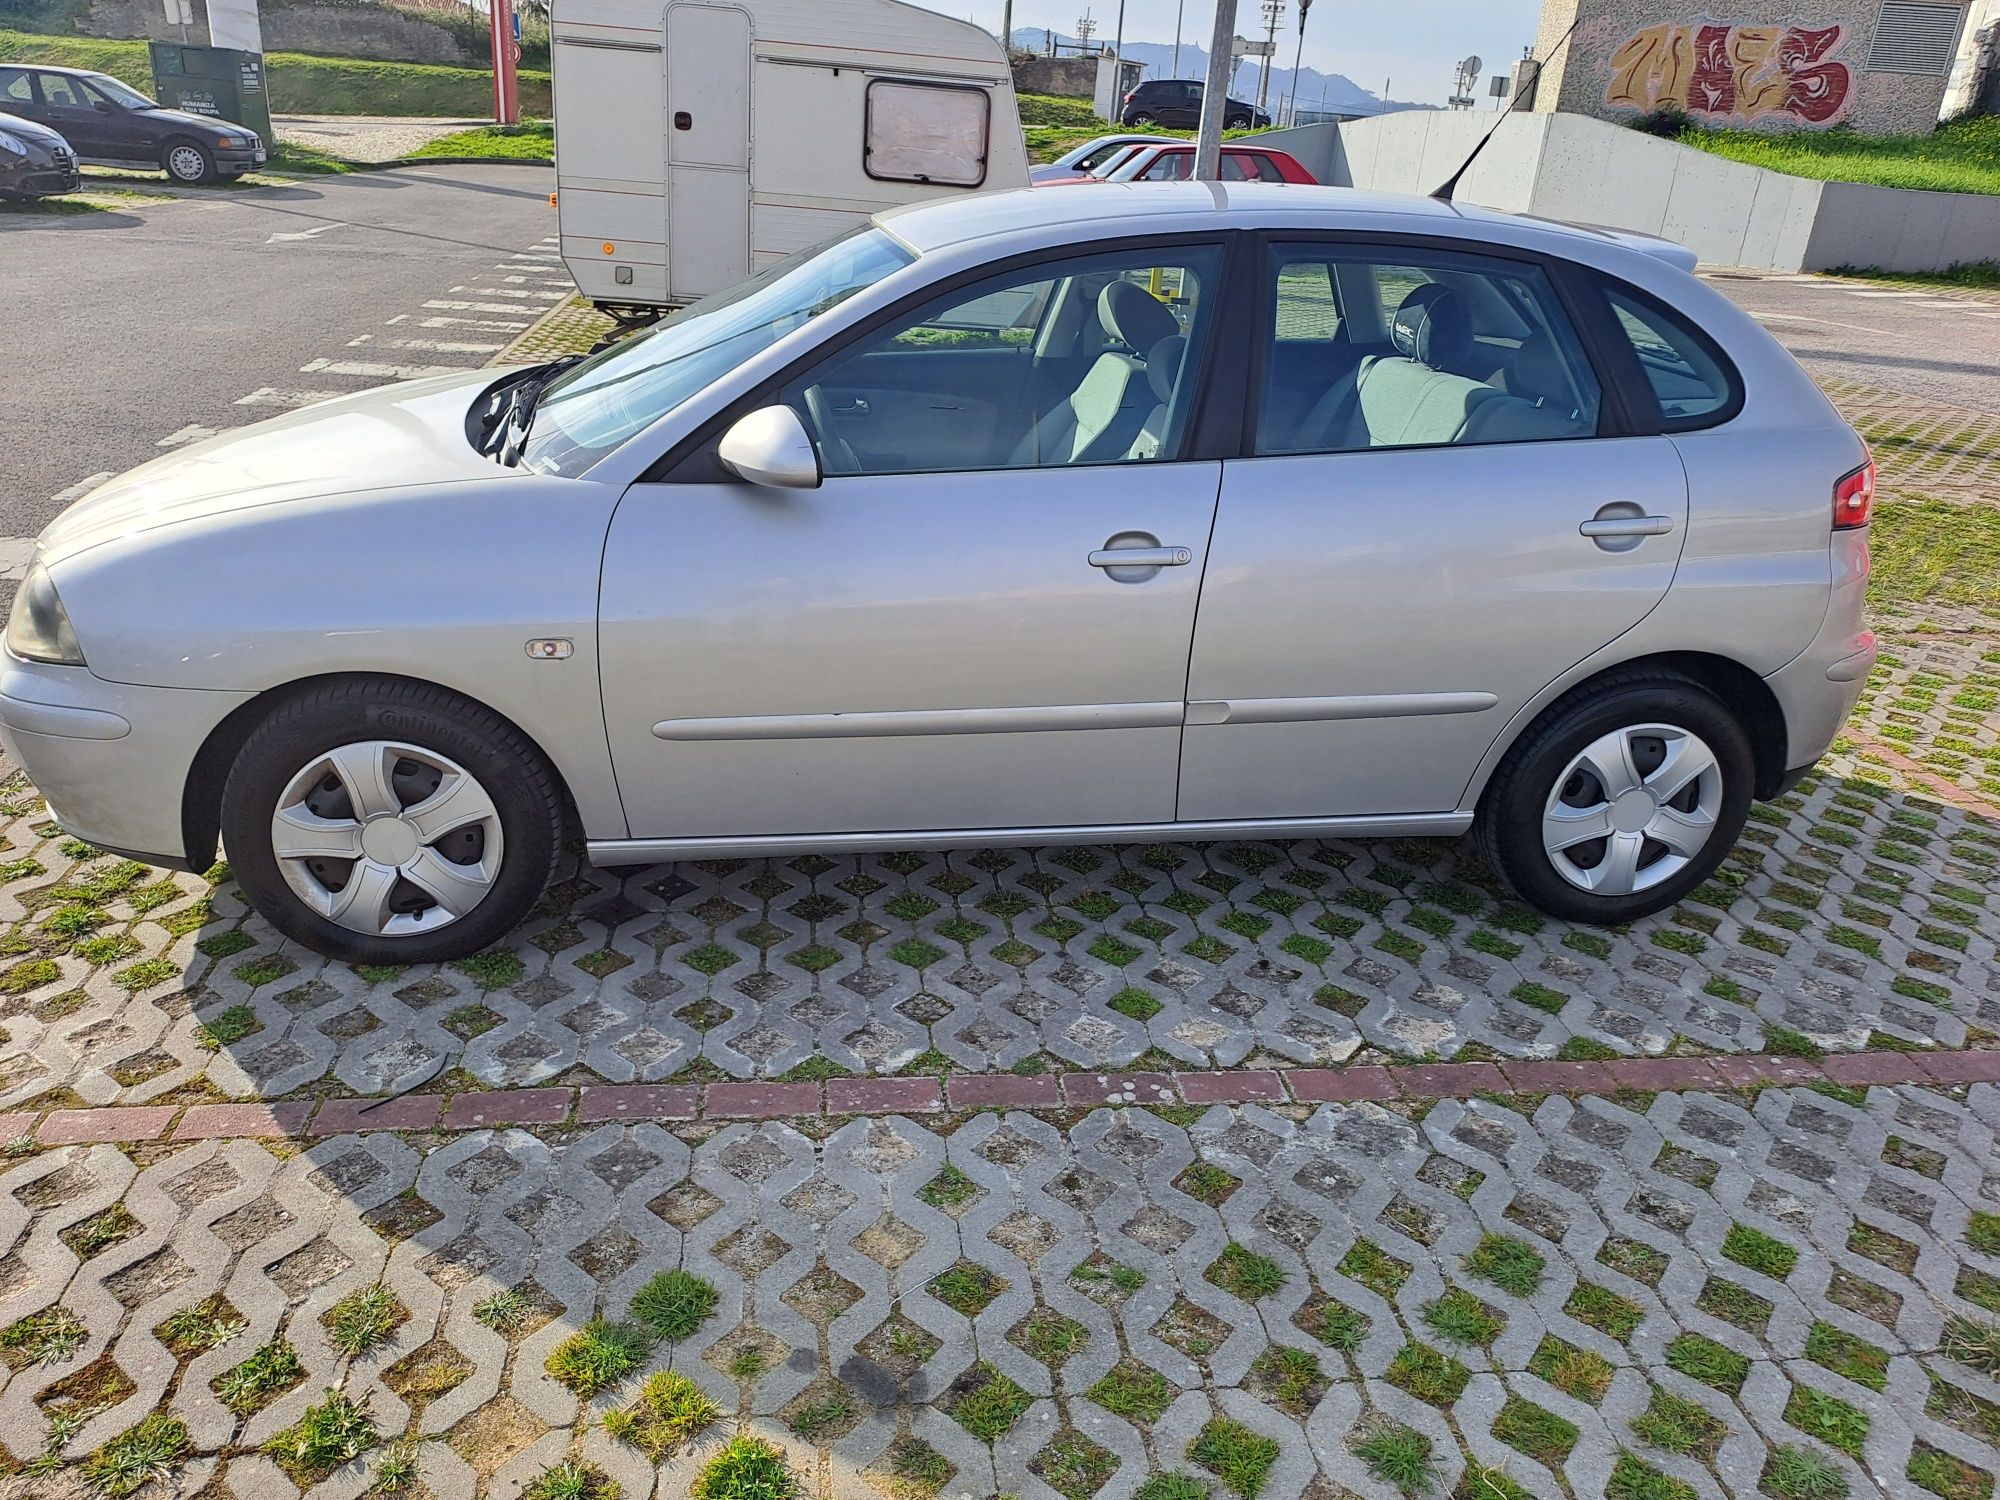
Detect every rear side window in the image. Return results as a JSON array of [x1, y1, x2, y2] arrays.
[[0, 67, 30, 104], [1602, 287, 1740, 429], [864, 80, 989, 187]]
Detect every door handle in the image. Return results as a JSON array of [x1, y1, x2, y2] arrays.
[[1089, 546, 1193, 568], [1579, 516, 1674, 538]]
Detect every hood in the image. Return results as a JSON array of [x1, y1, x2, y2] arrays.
[[142, 105, 258, 140], [0, 110, 69, 150], [37, 369, 519, 567]]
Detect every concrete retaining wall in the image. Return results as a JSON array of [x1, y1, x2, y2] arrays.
[[1318, 109, 2000, 273]]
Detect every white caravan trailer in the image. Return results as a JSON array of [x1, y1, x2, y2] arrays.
[[551, 0, 1030, 319]]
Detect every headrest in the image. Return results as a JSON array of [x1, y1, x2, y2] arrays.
[[1389, 284, 1475, 374], [1506, 336, 1571, 405], [1145, 335, 1187, 403], [1099, 280, 1181, 353]]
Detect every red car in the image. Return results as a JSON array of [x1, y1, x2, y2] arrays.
[[1037, 141, 1316, 186]]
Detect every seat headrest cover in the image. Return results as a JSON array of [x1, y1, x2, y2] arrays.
[[1099, 280, 1181, 353], [1144, 334, 1187, 402], [1390, 284, 1475, 374]]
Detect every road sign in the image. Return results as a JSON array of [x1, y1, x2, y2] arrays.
[[1240, 38, 1275, 55]]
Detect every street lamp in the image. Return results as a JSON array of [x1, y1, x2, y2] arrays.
[[1283, 0, 1313, 125], [1257, 0, 1284, 111]]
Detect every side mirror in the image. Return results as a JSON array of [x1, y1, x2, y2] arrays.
[[93, 100, 115, 112], [717, 405, 821, 490]]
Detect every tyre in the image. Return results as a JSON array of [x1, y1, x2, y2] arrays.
[[1476, 671, 1752, 925], [220, 680, 566, 964], [163, 139, 216, 184], [1226, 113, 1252, 128], [1128, 111, 1157, 126]]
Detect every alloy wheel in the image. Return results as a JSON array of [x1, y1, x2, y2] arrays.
[[269, 740, 504, 937], [1541, 723, 1723, 897], [166, 144, 207, 181]]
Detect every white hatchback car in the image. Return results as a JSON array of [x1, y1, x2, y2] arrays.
[[2, 184, 1875, 964]]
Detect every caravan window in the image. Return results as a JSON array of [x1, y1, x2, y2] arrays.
[[865, 80, 990, 187]]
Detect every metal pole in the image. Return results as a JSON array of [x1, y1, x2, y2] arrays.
[[1112, 0, 1127, 98], [1172, 0, 1185, 75], [1257, 4, 1278, 109], [1194, 0, 1239, 178], [1001, 0, 1012, 52], [1285, 23, 1304, 122]]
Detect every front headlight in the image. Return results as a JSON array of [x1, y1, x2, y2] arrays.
[[0, 130, 27, 159], [6, 561, 87, 666]]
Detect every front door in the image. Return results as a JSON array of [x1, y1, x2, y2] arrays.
[[1179, 239, 1690, 821], [665, 2, 751, 303], [599, 242, 1227, 841]]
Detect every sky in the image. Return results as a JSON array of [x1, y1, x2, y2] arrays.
[[947, 0, 1546, 107]]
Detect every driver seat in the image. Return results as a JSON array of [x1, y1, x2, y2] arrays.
[[1012, 281, 1181, 466]]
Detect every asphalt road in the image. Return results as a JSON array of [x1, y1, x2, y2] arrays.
[[0, 162, 557, 540], [1705, 269, 2000, 415]]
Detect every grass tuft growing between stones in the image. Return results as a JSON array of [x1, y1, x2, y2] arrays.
[[630, 1268, 718, 1341], [545, 1318, 650, 1397], [1722, 1223, 1798, 1281], [266, 1388, 377, 1486], [1630, 1385, 1728, 1460], [323, 1283, 405, 1357], [1784, 1383, 1870, 1458], [1493, 1394, 1579, 1469], [1387, 1341, 1472, 1406], [213, 1337, 304, 1415], [1188, 1417, 1280, 1499], [1207, 1241, 1287, 1300], [1760, 1443, 1851, 1498], [947, 1360, 1033, 1442], [692, 1433, 799, 1500], [1087, 1358, 1175, 1423], [602, 1370, 718, 1460], [1465, 1232, 1545, 1296], [1353, 1419, 1438, 1496], [1423, 1287, 1503, 1346], [1, 1304, 87, 1366], [1605, 1449, 1697, 1500], [80, 1412, 191, 1498]]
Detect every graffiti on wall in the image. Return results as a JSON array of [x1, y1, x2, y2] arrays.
[[1606, 20, 1853, 123]]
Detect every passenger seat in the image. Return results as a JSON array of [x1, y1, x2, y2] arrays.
[[1013, 282, 1182, 465]]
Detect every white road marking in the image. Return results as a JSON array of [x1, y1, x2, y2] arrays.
[[0, 536, 38, 582], [235, 388, 342, 409], [1843, 289, 1924, 298], [449, 286, 565, 301], [157, 425, 219, 448], [49, 473, 114, 507], [267, 222, 345, 244], [349, 334, 505, 354], [417, 314, 531, 332], [1745, 309, 1893, 337], [300, 358, 477, 379], [425, 299, 548, 315]]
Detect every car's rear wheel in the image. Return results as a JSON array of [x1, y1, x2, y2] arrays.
[[1226, 112, 1252, 128], [163, 139, 216, 184], [1128, 111, 1157, 126], [220, 680, 565, 964], [1477, 671, 1752, 925]]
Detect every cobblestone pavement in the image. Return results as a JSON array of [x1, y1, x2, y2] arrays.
[[0, 293, 1995, 1495], [8, 1082, 2000, 1498]]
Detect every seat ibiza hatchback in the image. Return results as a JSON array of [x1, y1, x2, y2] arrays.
[[1, 184, 1874, 964]]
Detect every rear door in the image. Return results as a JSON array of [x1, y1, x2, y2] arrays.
[[30, 72, 108, 159], [1179, 237, 1689, 822], [665, 2, 751, 303]]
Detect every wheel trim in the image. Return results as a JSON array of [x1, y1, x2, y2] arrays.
[[271, 740, 504, 937], [167, 145, 205, 179], [1541, 723, 1722, 898]]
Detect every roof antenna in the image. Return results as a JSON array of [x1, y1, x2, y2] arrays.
[[1430, 15, 1581, 202]]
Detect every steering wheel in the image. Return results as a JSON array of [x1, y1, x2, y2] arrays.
[[802, 386, 859, 476]]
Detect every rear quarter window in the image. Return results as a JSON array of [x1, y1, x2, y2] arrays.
[[1601, 284, 1742, 430]]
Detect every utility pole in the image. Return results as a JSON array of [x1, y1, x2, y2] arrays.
[[1256, 0, 1283, 111], [1000, 0, 1012, 53], [1194, 0, 1240, 178], [1112, 0, 1127, 95], [1171, 0, 1185, 75], [1282, 0, 1311, 124]]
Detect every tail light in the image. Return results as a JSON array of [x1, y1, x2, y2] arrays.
[[1123, 91, 1137, 104], [1832, 456, 1874, 530]]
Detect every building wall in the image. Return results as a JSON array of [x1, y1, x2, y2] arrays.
[[1529, 0, 1964, 132], [1009, 54, 1099, 99]]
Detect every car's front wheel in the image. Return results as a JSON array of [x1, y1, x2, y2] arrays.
[[163, 139, 216, 184], [220, 680, 565, 964], [1477, 671, 1752, 925]]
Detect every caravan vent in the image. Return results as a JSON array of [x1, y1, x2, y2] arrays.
[[1866, 1, 1965, 73]]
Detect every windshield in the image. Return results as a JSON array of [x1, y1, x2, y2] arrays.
[[519, 226, 914, 476], [88, 73, 156, 109], [1088, 146, 1143, 179]]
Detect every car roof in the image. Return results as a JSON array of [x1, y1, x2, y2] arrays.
[[876, 182, 1686, 271]]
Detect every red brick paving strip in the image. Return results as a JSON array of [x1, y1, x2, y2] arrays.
[[826, 1076, 942, 1114], [1606, 1057, 1725, 1091], [1708, 1055, 1824, 1088], [705, 1081, 820, 1119], [1822, 1051, 1932, 1086], [1502, 1060, 1620, 1095], [1922, 1050, 2000, 1084], [1289, 1066, 1396, 1102], [0, 1113, 38, 1142], [39, 1106, 176, 1144], [1177, 1069, 1286, 1105], [1062, 1071, 1178, 1106], [310, 1094, 443, 1136], [173, 1102, 313, 1141], [442, 1088, 571, 1129], [577, 1084, 699, 1123], [947, 1073, 1062, 1110], [1394, 1061, 1507, 1097]]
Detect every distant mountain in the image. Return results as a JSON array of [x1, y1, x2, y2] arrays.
[[1010, 27, 1429, 114]]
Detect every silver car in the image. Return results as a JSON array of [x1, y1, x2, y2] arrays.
[[0, 184, 1875, 964]]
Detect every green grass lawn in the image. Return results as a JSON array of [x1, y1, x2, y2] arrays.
[[0, 27, 552, 115], [406, 121, 552, 162], [1681, 113, 2000, 196]]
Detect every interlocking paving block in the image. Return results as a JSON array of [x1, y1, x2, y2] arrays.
[[171, 1101, 313, 1140]]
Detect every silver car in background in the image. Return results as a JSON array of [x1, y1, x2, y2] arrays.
[[1, 184, 1875, 964]]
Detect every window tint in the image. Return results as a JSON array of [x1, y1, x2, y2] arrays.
[[0, 68, 30, 103], [37, 73, 85, 107], [786, 246, 1220, 476], [1256, 245, 1602, 455], [1604, 288, 1738, 427]]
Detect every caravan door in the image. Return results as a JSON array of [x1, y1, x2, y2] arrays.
[[665, 2, 751, 303]]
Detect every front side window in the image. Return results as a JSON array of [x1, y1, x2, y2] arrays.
[[1256, 244, 1602, 455], [85, 73, 155, 108], [784, 245, 1221, 476], [1603, 287, 1739, 428], [521, 226, 914, 476]]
